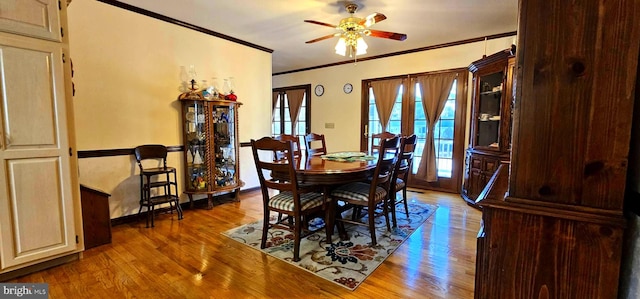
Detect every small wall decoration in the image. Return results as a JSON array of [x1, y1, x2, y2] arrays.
[[315, 84, 325, 96], [343, 83, 353, 94]]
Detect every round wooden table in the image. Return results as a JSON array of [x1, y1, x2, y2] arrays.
[[294, 153, 377, 185]]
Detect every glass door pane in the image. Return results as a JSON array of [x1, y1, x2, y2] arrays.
[[213, 105, 236, 187], [413, 81, 457, 178], [475, 72, 503, 148], [367, 85, 403, 152]]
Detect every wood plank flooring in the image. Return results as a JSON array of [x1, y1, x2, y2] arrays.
[[8, 188, 481, 298]]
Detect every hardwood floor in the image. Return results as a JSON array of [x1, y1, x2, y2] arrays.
[[8, 188, 481, 298]]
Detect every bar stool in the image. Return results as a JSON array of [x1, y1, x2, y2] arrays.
[[134, 144, 183, 227]]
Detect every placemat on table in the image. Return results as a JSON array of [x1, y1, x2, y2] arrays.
[[321, 151, 375, 162]]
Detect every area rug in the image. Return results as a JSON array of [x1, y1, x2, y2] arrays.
[[222, 201, 437, 290]]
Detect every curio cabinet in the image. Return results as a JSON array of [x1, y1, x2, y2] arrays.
[[178, 86, 243, 209]]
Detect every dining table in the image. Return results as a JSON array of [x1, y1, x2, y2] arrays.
[[273, 151, 379, 240], [295, 152, 377, 185]]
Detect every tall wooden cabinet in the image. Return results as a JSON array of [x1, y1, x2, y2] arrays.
[[475, 0, 640, 298], [461, 49, 515, 206], [178, 88, 243, 209], [0, 0, 83, 275]]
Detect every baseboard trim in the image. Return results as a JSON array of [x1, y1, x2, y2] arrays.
[[111, 187, 260, 226], [0, 253, 80, 282]]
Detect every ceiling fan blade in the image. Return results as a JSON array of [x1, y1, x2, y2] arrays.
[[367, 29, 407, 41], [304, 20, 338, 28], [360, 13, 387, 27], [305, 33, 340, 44]]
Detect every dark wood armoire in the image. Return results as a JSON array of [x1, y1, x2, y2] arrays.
[[475, 0, 640, 298]]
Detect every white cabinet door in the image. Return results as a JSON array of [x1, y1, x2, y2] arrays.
[[0, 0, 64, 41], [0, 0, 61, 41], [0, 33, 77, 269]]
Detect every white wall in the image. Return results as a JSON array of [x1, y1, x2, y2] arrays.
[[273, 37, 515, 152], [68, 1, 272, 218]]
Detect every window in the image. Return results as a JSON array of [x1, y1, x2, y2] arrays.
[[272, 85, 311, 137]]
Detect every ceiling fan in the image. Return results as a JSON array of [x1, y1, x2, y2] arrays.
[[304, 3, 407, 56]]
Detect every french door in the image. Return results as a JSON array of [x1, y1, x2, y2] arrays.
[[360, 69, 468, 193]]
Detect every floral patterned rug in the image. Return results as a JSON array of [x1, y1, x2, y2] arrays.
[[222, 201, 437, 290]]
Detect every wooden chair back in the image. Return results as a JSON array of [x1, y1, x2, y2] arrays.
[[394, 134, 418, 183], [370, 136, 401, 193], [273, 134, 302, 161], [303, 133, 327, 156], [134, 144, 169, 171], [388, 134, 418, 226], [370, 131, 398, 155], [251, 137, 299, 194]]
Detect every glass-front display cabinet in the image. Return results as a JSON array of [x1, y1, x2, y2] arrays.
[[461, 48, 515, 207], [178, 88, 243, 209]]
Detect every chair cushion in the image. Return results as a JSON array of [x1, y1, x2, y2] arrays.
[[269, 191, 325, 211], [394, 178, 406, 191], [330, 182, 387, 202]]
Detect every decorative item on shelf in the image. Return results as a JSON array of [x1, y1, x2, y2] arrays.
[[200, 80, 211, 99], [482, 82, 491, 92], [193, 149, 204, 165], [224, 77, 237, 101], [225, 92, 237, 101], [210, 77, 220, 99], [188, 65, 199, 90], [177, 80, 205, 101]]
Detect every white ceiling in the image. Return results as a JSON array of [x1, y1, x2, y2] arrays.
[[115, 0, 518, 74]]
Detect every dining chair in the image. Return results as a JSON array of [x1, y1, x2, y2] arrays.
[[370, 131, 397, 155], [330, 136, 400, 245], [389, 134, 418, 227], [250, 136, 330, 262], [304, 133, 327, 156], [273, 134, 302, 161], [134, 144, 183, 228]]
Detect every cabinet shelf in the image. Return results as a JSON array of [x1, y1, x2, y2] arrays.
[[480, 90, 502, 96]]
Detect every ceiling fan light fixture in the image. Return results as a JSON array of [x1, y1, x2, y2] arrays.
[[305, 2, 406, 61]]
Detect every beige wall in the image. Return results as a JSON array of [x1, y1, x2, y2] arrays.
[[272, 37, 515, 152], [68, 1, 272, 218], [67, 0, 514, 219]]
